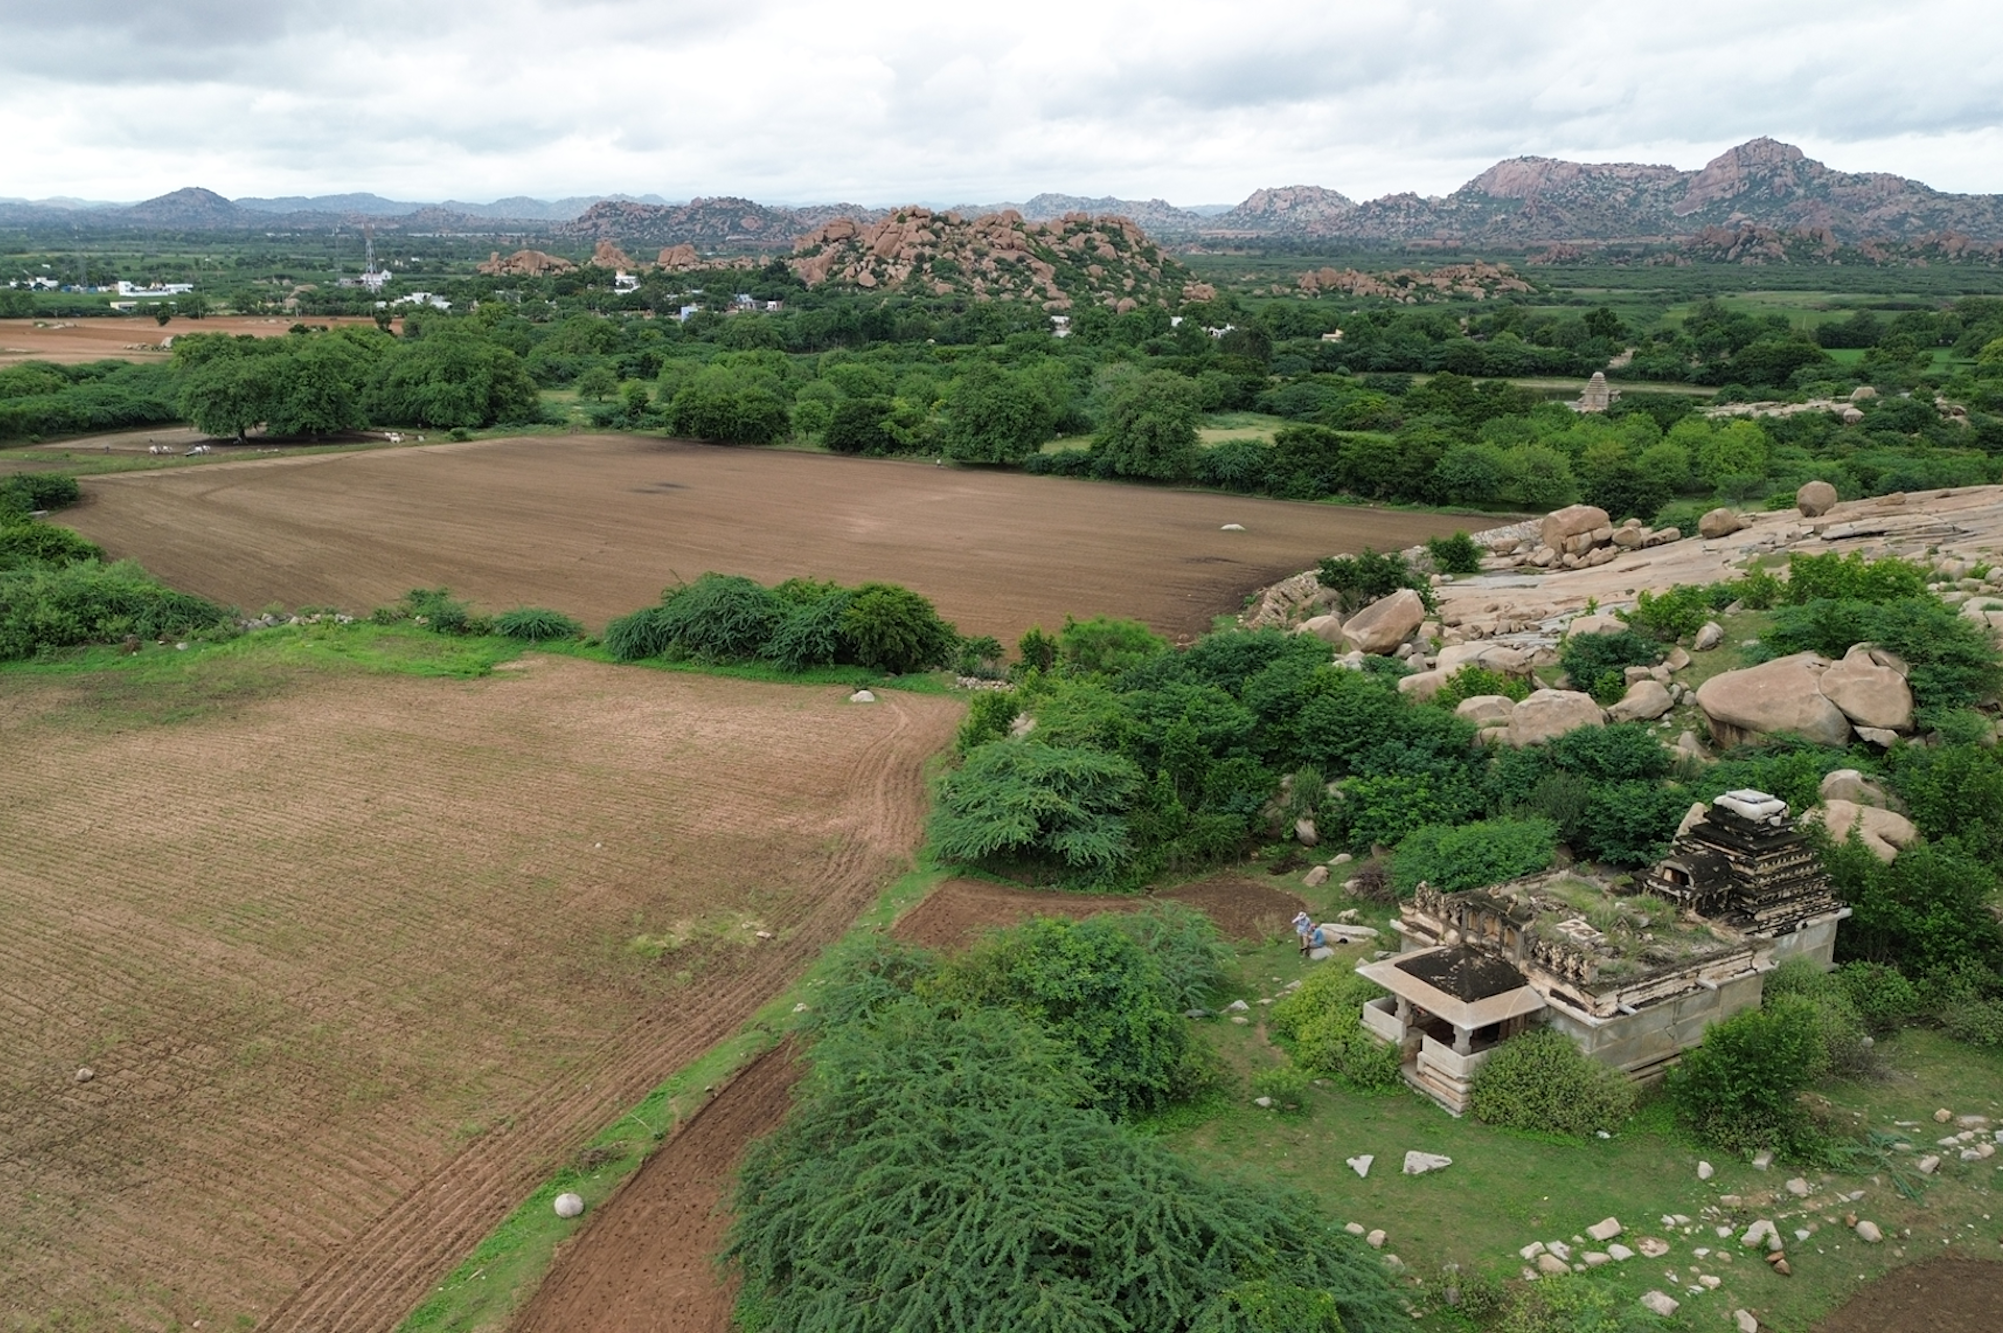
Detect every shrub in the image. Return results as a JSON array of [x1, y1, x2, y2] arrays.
[[492, 606, 582, 642], [762, 589, 852, 671], [1347, 861, 1395, 903], [1826, 835, 2003, 977], [1250, 1064, 1313, 1115], [955, 633, 1006, 679], [1495, 1273, 1658, 1333], [955, 690, 1021, 754], [1782, 550, 1929, 604], [1834, 961, 1927, 1034], [1763, 957, 1877, 1077], [933, 741, 1143, 876], [1269, 968, 1403, 1092], [1545, 723, 1674, 784], [1057, 615, 1167, 676], [602, 603, 677, 661], [398, 587, 478, 635], [1558, 629, 1662, 705], [1668, 996, 1828, 1156], [1391, 816, 1556, 896], [1467, 1028, 1636, 1138], [1425, 531, 1484, 576], [1111, 901, 1232, 1011], [1621, 582, 1735, 642], [924, 915, 1188, 1117], [841, 581, 958, 673], [655, 573, 783, 660], [0, 472, 82, 513], [1315, 548, 1432, 615], [0, 521, 103, 570], [1432, 663, 1529, 710], [0, 559, 235, 659]]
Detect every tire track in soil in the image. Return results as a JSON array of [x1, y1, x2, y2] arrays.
[[509, 1045, 805, 1333], [256, 695, 931, 1333]]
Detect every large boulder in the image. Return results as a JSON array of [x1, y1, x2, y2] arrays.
[[1507, 689, 1605, 747], [1819, 768, 1888, 808], [1435, 642, 1532, 677], [1796, 480, 1839, 517], [1817, 644, 1914, 732], [1341, 588, 1428, 655], [1812, 800, 1920, 862], [1695, 652, 1852, 747], [1609, 679, 1674, 723], [1693, 621, 1724, 652], [1396, 669, 1446, 701], [1698, 507, 1745, 539], [1296, 613, 1346, 645], [1455, 694, 1517, 727], [1540, 504, 1611, 552]]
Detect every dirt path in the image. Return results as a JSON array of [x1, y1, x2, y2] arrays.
[[510, 1046, 804, 1333], [891, 874, 1306, 950], [1812, 1256, 2003, 1332], [56, 433, 1475, 644]]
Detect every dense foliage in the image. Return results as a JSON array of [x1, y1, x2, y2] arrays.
[[1390, 816, 1557, 896], [1267, 967, 1403, 1092], [727, 924, 1403, 1333], [603, 572, 959, 673], [1466, 1027, 1637, 1138], [1668, 997, 1829, 1156]]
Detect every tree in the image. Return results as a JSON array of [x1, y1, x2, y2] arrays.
[[178, 349, 280, 440], [1093, 370, 1200, 480], [368, 330, 540, 428], [575, 364, 619, 402], [942, 362, 1054, 463], [933, 741, 1143, 874]]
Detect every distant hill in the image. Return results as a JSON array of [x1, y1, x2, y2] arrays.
[[1277, 139, 2003, 244], [552, 196, 890, 249], [790, 207, 1191, 310], [121, 187, 250, 228], [1205, 185, 1358, 236], [954, 194, 1212, 237]]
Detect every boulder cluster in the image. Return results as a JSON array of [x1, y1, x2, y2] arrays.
[[1483, 504, 1682, 573]]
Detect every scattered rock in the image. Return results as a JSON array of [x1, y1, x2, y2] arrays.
[[1606, 1243, 1635, 1261], [1693, 621, 1725, 652], [1785, 1177, 1810, 1197], [1225, 1000, 1249, 1012], [1253, 1096, 1274, 1108], [1297, 613, 1346, 645], [1697, 1160, 1714, 1181], [1583, 1250, 1611, 1267], [1347, 1154, 1373, 1178], [1330, 852, 1353, 866], [1640, 1290, 1681, 1317], [1734, 1310, 1759, 1333], [74, 1067, 93, 1084], [1698, 508, 1745, 539], [1345, 1221, 1366, 1235], [1220, 523, 1246, 532], [1340, 588, 1428, 655], [1917, 1155, 1941, 1175], [1587, 1217, 1624, 1243], [1536, 1252, 1571, 1275], [1697, 652, 1853, 747], [1566, 613, 1627, 637], [1402, 1150, 1453, 1175], [1637, 1237, 1670, 1258], [848, 689, 877, 703], [1366, 1229, 1386, 1249], [1302, 865, 1329, 888], [1294, 817, 1319, 847], [554, 1192, 585, 1218], [1936, 1107, 1954, 1123], [1665, 646, 1692, 672], [1855, 1220, 1883, 1243], [1752, 1151, 1774, 1171], [1796, 480, 1839, 517]]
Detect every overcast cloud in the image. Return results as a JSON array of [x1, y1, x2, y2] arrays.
[[3, 0, 2000, 205]]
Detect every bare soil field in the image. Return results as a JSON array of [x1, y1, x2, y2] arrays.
[[0, 315, 381, 365], [513, 872, 1303, 1332], [57, 434, 1477, 644], [1813, 1257, 2003, 1332], [0, 654, 958, 1332]]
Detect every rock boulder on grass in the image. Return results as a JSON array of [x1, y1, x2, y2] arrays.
[[1507, 690, 1605, 746], [1817, 643, 1914, 732], [1695, 653, 1852, 747], [1340, 588, 1427, 655], [1541, 504, 1611, 552]]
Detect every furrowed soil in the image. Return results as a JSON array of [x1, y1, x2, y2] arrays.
[[0, 315, 382, 365], [0, 654, 958, 1332], [1813, 1257, 2003, 1332], [57, 434, 1476, 643], [510, 873, 1304, 1333]]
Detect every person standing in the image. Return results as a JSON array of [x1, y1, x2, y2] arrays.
[[1293, 910, 1313, 957]]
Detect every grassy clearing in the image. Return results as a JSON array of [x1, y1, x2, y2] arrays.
[[396, 850, 956, 1333], [1157, 893, 2003, 1331]]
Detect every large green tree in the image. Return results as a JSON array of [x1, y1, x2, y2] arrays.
[[1092, 370, 1201, 481], [942, 362, 1054, 463]]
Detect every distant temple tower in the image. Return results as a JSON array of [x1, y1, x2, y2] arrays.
[[1573, 371, 1616, 413], [1643, 790, 1841, 935]]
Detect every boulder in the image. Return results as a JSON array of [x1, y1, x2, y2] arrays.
[[1855, 1220, 1882, 1243], [1698, 507, 1745, 539], [1508, 690, 1605, 747], [1302, 865, 1329, 888], [1297, 613, 1346, 645], [1341, 588, 1428, 655], [1609, 680, 1674, 723], [1855, 726, 1899, 748], [1818, 768, 1888, 808], [1587, 1217, 1624, 1242], [1294, 818, 1320, 847], [1696, 653, 1853, 747], [1693, 621, 1725, 652], [1455, 694, 1517, 727], [849, 689, 877, 703], [1677, 802, 1708, 836], [1396, 669, 1447, 701], [1402, 1150, 1452, 1175], [1540, 503, 1611, 552], [1796, 480, 1839, 517], [1566, 613, 1627, 638], [1818, 643, 1914, 731], [1435, 642, 1531, 676], [554, 1192, 585, 1219], [1640, 1291, 1681, 1317], [1813, 799, 1920, 862]]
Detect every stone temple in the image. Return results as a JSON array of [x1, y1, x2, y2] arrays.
[[1356, 790, 1847, 1113]]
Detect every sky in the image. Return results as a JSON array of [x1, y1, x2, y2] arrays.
[[3, 0, 2001, 207]]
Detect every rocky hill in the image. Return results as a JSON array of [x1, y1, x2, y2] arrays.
[[789, 208, 1190, 310], [120, 187, 251, 228], [1298, 139, 2003, 245], [955, 194, 1213, 237], [1206, 185, 1358, 236], [552, 197, 887, 249]]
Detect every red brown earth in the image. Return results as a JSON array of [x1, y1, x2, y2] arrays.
[[55, 433, 1474, 645], [0, 315, 383, 364], [1812, 1256, 2003, 1332], [0, 656, 959, 1331]]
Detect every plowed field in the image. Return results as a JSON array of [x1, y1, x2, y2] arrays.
[[0, 315, 382, 365], [58, 434, 1473, 644], [0, 654, 958, 1331]]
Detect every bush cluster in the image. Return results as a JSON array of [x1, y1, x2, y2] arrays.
[[1467, 1027, 1636, 1138], [605, 572, 959, 674], [1668, 996, 1829, 1157], [1267, 968, 1403, 1092], [0, 559, 236, 659], [1558, 629, 1663, 705], [1390, 816, 1557, 897]]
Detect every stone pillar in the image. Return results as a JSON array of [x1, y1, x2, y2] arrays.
[[1394, 997, 1412, 1026], [1454, 1026, 1472, 1056]]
